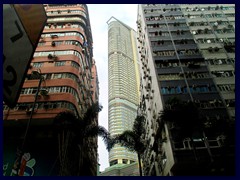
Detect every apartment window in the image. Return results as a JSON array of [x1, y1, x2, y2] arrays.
[[161, 87, 169, 94], [154, 50, 175, 57], [218, 84, 234, 92], [162, 32, 169, 36], [110, 160, 118, 166], [175, 15, 184, 19], [53, 41, 63, 46], [56, 24, 64, 29], [32, 62, 43, 68], [226, 99, 235, 107], [48, 17, 86, 25], [71, 61, 80, 69], [45, 74, 52, 80], [176, 86, 182, 93], [162, 153, 167, 167], [225, 13, 235, 17], [22, 87, 39, 95], [53, 74, 62, 79], [55, 61, 66, 66], [49, 87, 61, 93], [42, 31, 85, 41], [38, 42, 45, 46], [200, 86, 209, 92], [226, 58, 235, 65]]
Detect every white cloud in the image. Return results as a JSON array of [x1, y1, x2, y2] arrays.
[[87, 4, 138, 172]]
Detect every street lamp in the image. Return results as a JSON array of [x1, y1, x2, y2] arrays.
[[21, 69, 45, 149], [13, 69, 46, 176]]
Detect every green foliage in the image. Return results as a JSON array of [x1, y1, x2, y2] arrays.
[[109, 115, 146, 176], [160, 99, 205, 140], [53, 102, 109, 176], [109, 115, 146, 154]]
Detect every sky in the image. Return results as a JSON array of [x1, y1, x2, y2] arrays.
[[87, 4, 138, 172]]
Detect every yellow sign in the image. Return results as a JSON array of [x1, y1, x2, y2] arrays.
[[13, 4, 47, 47], [3, 4, 47, 107]]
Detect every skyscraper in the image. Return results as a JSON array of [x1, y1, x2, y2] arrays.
[[107, 17, 140, 167], [3, 4, 99, 176], [137, 4, 235, 176]]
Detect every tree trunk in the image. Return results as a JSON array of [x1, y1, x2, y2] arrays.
[[137, 152, 143, 176], [78, 143, 83, 176], [58, 130, 71, 176], [190, 137, 199, 163]]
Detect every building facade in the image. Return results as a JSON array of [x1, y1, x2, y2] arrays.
[[137, 4, 235, 176], [107, 17, 140, 167], [99, 162, 139, 176], [182, 4, 235, 121], [3, 4, 99, 176]]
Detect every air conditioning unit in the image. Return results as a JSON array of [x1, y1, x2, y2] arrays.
[[208, 47, 213, 52], [48, 54, 58, 60], [51, 34, 58, 39], [31, 70, 41, 79], [26, 108, 36, 114], [40, 88, 49, 96], [48, 54, 53, 59], [39, 37, 45, 42]]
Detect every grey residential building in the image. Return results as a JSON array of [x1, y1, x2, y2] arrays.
[[137, 4, 235, 176]]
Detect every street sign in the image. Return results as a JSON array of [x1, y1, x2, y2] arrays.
[[3, 4, 47, 108]]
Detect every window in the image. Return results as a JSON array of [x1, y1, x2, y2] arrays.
[[71, 61, 80, 69], [38, 42, 45, 46], [53, 41, 63, 46], [161, 153, 167, 167], [53, 74, 62, 79], [33, 62, 43, 68], [55, 61, 66, 66], [122, 159, 128, 164], [46, 74, 52, 80], [176, 86, 182, 93], [110, 160, 118, 166]]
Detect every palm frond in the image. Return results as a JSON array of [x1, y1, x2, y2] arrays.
[[81, 102, 103, 126], [133, 115, 146, 137], [113, 131, 136, 152], [54, 110, 79, 131]]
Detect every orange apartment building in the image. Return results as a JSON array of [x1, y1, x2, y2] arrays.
[[3, 4, 99, 176]]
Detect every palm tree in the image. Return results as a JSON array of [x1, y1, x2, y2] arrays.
[[160, 97, 224, 165], [109, 115, 146, 176], [54, 103, 111, 176], [159, 98, 205, 162]]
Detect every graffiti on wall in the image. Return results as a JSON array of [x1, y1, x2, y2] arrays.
[[3, 150, 36, 176]]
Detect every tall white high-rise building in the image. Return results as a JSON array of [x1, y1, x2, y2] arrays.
[[107, 17, 140, 167]]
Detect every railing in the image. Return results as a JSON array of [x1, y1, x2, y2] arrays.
[[173, 136, 226, 150]]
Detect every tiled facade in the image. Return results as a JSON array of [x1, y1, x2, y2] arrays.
[[3, 4, 99, 176], [99, 162, 139, 176], [137, 4, 235, 176]]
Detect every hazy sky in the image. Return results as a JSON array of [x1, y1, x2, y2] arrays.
[[87, 4, 138, 172]]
